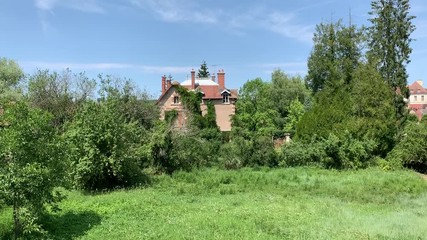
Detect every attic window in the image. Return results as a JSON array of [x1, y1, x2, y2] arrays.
[[173, 96, 180, 104], [222, 93, 229, 104]]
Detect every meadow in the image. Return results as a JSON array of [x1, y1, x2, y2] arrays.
[[1, 167, 427, 239]]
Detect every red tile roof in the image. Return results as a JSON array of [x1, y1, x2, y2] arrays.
[[409, 81, 427, 94]]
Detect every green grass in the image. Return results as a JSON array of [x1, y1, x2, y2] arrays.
[[1, 167, 427, 239]]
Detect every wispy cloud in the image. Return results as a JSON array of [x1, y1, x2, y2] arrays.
[[34, 0, 106, 13], [20, 61, 192, 74], [227, 8, 314, 44], [130, 0, 218, 24], [263, 12, 314, 44], [35, 0, 106, 34], [35, 0, 57, 11]]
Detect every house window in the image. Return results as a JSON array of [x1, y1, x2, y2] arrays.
[[414, 95, 418, 101], [173, 96, 180, 104], [222, 94, 229, 104], [422, 95, 425, 102]]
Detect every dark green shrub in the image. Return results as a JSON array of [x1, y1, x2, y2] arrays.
[[387, 121, 427, 173], [279, 140, 325, 167], [64, 99, 148, 191]]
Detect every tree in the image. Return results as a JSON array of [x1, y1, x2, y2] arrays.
[[284, 99, 305, 135], [97, 74, 158, 129], [270, 70, 310, 129], [305, 21, 365, 93], [27, 69, 74, 129], [64, 97, 148, 191], [0, 102, 64, 238], [348, 62, 396, 155], [0, 58, 23, 89], [197, 60, 210, 78], [232, 78, 278, 136], [0, 58, 24, 101], [369, 0, 415, 126]]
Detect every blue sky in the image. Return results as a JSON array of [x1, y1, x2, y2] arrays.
[[1, 0, 426, 97]]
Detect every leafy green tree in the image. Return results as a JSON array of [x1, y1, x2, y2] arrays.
[[284, 99, 305, 135], [369, 0, 415, 125], [27, 69, 75, 129], [270, 70, 310, 129], [306, 21, 365, 93], [296, 86, 352, 141], [232, 78, 279, 135], [0, 102, 64, 238], [348, 62, 396, 155], [0, 58, 24, 101], [387, 120, 427, 173], [64, 98, 148, 191], [97, 74, 158, 129], [0, 58, 23, 89], [197, 60, 210, 78]]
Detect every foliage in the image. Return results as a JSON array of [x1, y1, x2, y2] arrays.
[[197, 60, 210, 78], [369, 0, 416, 126], [296, 86, 352, 141], [305, 21, 365, 93], [348, 62, 396, 155], [270, 70, 311, 130], [97, 74, 158, 129], [387, 121, 427, 173], [283, 99, 305, 135], [0, 58, 24, 101], [279, 140, 325, 167], [0, 58, 24, 89], [0, 102, 65, 238], [281, 133, 377, 169], [232, 78, 279, 135], [27, 69, 78, 129], [219, 134, 278, 169], [64, 98, 148, 191]]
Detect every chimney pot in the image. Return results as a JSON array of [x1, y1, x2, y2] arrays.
[[191, 69, 196, 89], [161, 75, 167, 94], [217, 69, 225, 89]]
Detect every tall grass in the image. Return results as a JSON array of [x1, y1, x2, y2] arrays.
[[1, 167, 426, 239]]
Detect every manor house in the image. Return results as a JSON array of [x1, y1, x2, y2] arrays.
[[156, 69, 237, 131], [408, 80, 427, 120]]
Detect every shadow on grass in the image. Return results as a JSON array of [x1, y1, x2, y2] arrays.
[[43, 211, 101, 239]]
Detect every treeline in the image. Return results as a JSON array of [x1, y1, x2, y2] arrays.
[[0, 0, 425, 238]]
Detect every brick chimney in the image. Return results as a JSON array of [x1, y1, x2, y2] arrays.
[[161, 75, 167, 94], [191, 69, 195, 89], [217, 69, 225, 89], [166, 75, 171, 90]]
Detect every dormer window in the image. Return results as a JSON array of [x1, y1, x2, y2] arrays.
[[221, 89, 231, 104], [173, 96, 180, 104], [222, 94, 229, 103]]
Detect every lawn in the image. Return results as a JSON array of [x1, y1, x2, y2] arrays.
[[1, 167, 427, 239]]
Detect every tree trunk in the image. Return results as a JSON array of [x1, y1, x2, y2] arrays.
[[13, 200, 21, 240]]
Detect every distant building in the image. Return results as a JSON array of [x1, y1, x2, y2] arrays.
[[156, 69, 238, 131], [408, 80, 427, 120]]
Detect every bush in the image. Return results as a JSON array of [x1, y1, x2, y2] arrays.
[[279, 140, 325, 167], [387, 121, 427, 173], [280, 133, 377, 169], [64, 99, 148, 191], [218, 135, 278, 169]]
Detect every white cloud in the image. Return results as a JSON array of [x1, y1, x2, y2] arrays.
[[34, 0, 106, 13], [35, 0, 57, 11], [20, 61, 192, 74], [227, 9, 314, 44], [130, 0, 218, 24]]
